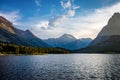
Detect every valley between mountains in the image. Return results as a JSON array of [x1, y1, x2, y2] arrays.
[[1, 12, 120, 54]]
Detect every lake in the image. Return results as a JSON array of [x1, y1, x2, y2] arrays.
[[0, 54, 120, 80]]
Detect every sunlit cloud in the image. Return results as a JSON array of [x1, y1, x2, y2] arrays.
[[60, 0, 71, 9], [44, 0, 80, 28], [31, 1, 120, 39]]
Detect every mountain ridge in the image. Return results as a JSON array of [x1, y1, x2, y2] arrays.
[[98, 12, 120, 36], [44, 34, 77, 47], [63, 38, 92, 50], [0, 16, 15, 34], [44, 34, 92, 50], [0, 16, 50, 47]]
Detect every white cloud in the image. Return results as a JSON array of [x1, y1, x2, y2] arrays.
[[66, 9, 75, 16], [60, 0, 80, 17], [0, 11, 21, 25], [60, 0, 71, 9], [31, 25, 65, 39], [43, 0, 80, 29], [67, 5, 80, 16], [31, 1, 120, 39], [72, 5, 80, 10], [48, 15, 66, 27], [33, 21, 50, 30], [66, 5, 80, 17], [35, 0, 41, 7], [35, 0, 41, 11]]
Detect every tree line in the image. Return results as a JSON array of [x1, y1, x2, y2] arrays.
[[0, 42, 69, 55]]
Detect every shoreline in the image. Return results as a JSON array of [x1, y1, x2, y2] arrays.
[[0, 53, 47, 56], [0, 53, 119, 56]]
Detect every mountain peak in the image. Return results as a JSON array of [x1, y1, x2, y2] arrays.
[[108, 12, 120, 26], [112, 12, 120, 17], [0, 16, 50, 47], [44, 34, 77, 47], [60, 34, 76, 40], [77, 12, 120, 52], [0, 16, 13, 26], [24, 29, 35, 37], [25, 29, 31, 33], [0, 16, 15, 34], [98, 12, 120, 36]]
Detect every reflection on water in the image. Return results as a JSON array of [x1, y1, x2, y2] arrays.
[[0, 54, 120, 80]]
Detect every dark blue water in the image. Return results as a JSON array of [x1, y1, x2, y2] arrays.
[[0, 54, 120, 80]]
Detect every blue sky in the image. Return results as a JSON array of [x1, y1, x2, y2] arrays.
[[0, 0, 119, 19], [0, 0, 120, 39]]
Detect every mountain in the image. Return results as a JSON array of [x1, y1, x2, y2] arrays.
[[0, 16, 15, 34], [0, 16, 50, 47], [44, 34, 76, 47], [63, 38, 92, 50], [78, 12, 120, 53], [44, 34, 92, 50]]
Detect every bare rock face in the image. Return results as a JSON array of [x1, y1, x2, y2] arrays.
[[0, 16, 15, 34], [98, 12, 120, 36]]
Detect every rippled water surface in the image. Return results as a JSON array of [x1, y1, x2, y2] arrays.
[[0, 54, 120, 80]]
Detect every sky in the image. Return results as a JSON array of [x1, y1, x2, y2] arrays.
[[0, 0, 120, 39]]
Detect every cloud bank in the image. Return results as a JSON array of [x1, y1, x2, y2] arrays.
[[31, 0, 120, 39]]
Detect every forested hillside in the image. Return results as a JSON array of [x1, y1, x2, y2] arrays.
[[0, 42, 69, 55]]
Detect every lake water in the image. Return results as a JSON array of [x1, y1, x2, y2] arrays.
[[0, 54, 120, 80]]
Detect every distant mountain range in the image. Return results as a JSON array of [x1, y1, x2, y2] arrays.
[[44, 34, 76, 47], [63, 38, 92, 50], [0, 16, 92, 50], [77, 12, 120, 53], [3, 12, 120, 53], [44, 34, 92, 50], [1, 12, 120, 53], [0, 16, 50, 47]]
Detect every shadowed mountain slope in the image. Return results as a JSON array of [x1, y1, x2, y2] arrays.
[[0, 16, 50, 47]]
